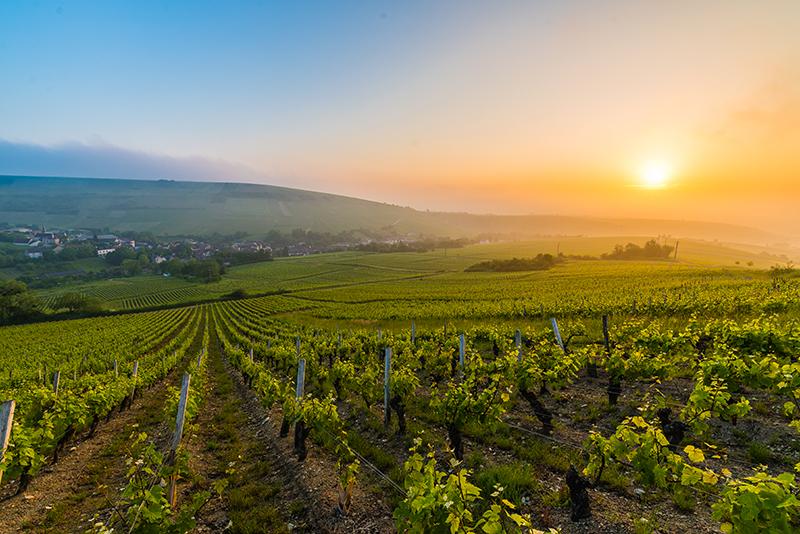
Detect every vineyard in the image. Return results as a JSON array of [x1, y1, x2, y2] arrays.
[[31, 239, 795, 316], [2, 242, 800, 533]]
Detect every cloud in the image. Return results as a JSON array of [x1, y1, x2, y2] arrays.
[[0, 139, 268, 183]]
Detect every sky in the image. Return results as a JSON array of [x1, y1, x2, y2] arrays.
[[1, 1, 799, 236]]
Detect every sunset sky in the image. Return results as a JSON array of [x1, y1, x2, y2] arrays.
[[1, 1, 799, 235]]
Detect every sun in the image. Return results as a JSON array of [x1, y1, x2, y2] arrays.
[[639, 160, 672, 189]]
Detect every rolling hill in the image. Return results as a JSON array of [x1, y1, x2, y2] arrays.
[[0, 175, 782, 244]]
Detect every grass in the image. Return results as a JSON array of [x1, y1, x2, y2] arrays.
[[747, 441, 775, 464], [203, 338, 292, 534], [473, 463, 542, 506]]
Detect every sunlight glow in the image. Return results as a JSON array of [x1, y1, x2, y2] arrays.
[[639, 160, 672, 189]]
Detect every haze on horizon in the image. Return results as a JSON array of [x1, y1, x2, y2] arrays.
[[1, 1, 799, 237]]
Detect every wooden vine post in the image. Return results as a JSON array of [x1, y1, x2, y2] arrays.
[[129, 360, 139, 404], [168, 372, 191, 508], [383, 347, 392, 429], [52, 371, 61, 396], [411, 320, 416, 345], [551, 318, 566, 353], [295, 358, 306, 399], [293, 357, 309, 460], [249, 347, 254, 362], [515, 329, 523, 362], [113, 359, 118, 378], [0, 400, 15, 485], [602, 314, 621, 404], [459, 333, 466, 371]]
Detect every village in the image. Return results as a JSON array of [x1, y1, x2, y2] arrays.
[[0, 223, 466, 289]]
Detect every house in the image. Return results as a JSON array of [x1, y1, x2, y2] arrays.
[[232, 241, 270, 253], [35, 232, 60, 247], [97, 248, 117, 257], [26, 251, 43, 259]]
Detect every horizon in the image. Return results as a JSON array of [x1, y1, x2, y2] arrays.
[[2, 1, 799, 236], [0, 173, 786, 239]]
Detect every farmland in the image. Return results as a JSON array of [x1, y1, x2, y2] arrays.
[[1, 237, 799, 533], [30, 238, 798, 315]]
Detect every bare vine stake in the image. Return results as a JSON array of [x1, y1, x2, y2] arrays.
[[52, 371, 60, 396], [130, 361, 139, 403], [197, 350, 203, 367], [113, 359, 118, 378], [377, 328, 382, 341], [168, 372, 191, 507], [515, 329, 523, 362], [602, 315, 611, 353], [551, 318, 566, 353], [296, 337, 301, 358], [295, 359, 306, 399], [0, 400, 15, 485], [384, 348, 392, 429], [249, 347, 254, 362], [459, 334, 465, 370], [411, 321, 416, 345]]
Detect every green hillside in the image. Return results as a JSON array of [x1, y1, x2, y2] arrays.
[[0, 175, 780, 243]]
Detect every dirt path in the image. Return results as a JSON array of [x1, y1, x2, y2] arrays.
[[212, 350, 395, 533], [178, 317, 303, 533]]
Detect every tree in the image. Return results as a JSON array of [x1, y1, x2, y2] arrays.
[[0, 280, 42, 324], [53, 292, 103, 313], [105, 247, 137, 266]]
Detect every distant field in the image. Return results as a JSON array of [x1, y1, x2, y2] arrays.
[[29, 238, 797, 322]]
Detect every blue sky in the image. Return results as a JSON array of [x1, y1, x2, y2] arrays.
[[0, 1, 437, 157], [1, 1, 799, 232]]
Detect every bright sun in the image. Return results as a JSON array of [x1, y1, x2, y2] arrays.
[[639, 160, 672, 189]]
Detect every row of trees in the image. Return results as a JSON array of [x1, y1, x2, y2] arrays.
[[602, 240, 675, 260], [104, 247, 224, 282], [466, 253, 564, 272]]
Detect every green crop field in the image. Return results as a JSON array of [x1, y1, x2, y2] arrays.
[[32, 238, 797, 316]]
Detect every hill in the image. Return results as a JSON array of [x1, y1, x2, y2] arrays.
[[0, 175, 781, 243]]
